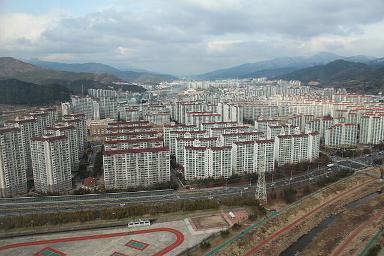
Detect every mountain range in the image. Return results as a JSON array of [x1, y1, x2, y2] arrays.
[[0, 57, 148, 105], [0, 57, 120, 84], [28, 59, 177, 83], [276, 59, 384, 93], [2, 52, 384, 100], [193, 52, 377, 80]]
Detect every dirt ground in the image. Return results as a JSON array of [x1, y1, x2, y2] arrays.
[[190, 214, 229, 230], [218, 169, 382, 256], [300, 193, 384, 256]]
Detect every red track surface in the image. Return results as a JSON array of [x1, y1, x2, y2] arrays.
[[330, 207, 384, 256], [0, 227, 184, 256], [244, 180, 373, 256]]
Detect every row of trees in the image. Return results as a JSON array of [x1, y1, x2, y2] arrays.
[[333, 148, 371, 158], [0, 195, 265, 231], [0, 199, 218, 230]]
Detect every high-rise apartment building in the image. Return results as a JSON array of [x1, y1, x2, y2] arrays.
[[0, 128, 27, 197], [45, 123, 79, 169], [30, 135, 72, 194], [183, 146, 232, 180], [63, 114, 87, 154], [5, 116, 37, 177], [103, 147, 170, 189], [359, 114, 384, 144], [231, 139, 274, 175], [325, 123, 358, 146], [274, 132, 320, 165]]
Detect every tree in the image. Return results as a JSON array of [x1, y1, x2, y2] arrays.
[[200, 241, 211, 250], [283, 188, 297, 203]]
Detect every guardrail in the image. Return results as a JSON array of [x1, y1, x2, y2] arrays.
[[0, 189, 175, 204]]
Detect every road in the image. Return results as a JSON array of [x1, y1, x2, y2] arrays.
[[0, 156, 375, 217]]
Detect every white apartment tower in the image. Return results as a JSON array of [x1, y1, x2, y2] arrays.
[[0, 128, 27, 197], [183, 146, 232, 180], [325, 123, 358, 146], [5, 116, 37, 177], [63, 114, 86, 156], [231, 139, 275, 175], [359, 114, 384, 144], [45, 123, 79, 170], [30, 135, 72, 194], [274, 132, 320, 165], [69, 96, 100, 120], [103, 147, 170, 189]]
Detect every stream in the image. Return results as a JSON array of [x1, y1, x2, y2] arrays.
[[280, 192, 380, 256]]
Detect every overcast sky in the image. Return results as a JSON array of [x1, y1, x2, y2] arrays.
[[1, 0, 384, 75]]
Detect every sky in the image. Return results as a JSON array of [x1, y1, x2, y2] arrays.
[[0, 0, 384, 75]]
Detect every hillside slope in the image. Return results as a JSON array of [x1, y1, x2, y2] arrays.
[[0, 57, 121, 84], [276, 60, 384, 93], [28, 59, 177, 83], [0, 79, 71, 105], [193, 53, 376, 80]]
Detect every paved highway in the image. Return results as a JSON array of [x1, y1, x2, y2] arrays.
[[0, 158, 366, 216]]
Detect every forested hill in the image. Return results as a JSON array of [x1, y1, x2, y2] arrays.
[[0, 79, 71, 105], [276, 60, 384, 93]]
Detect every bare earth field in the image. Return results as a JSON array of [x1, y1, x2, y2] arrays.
[[190, 214, 229, 230], [218, 168, 383, 256], [301, 193, 384, 256]]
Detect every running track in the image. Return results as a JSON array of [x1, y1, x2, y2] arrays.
[[243, 179, 374, 256], [330, 207, 384, 256], [0, 227, 184, 256]]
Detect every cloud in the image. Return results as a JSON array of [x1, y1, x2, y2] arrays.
[[207, 40, 242, 53], [0, 0, 384, 75], [116, 46, 134, 56], [39, 53, 75, 61], [0, 12, 62, 50]]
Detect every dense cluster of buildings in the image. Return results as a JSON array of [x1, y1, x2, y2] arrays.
[[102, 121, 170, 190], [2, 78, 384, 197], [163, 120, 319, 181], [0, 108, 85, 197]]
